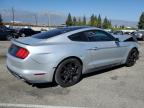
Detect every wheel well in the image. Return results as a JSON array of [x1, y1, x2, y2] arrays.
[[132, 47, 139, 53], [52, 56, 83, 82], [60, 56, 83, 65]]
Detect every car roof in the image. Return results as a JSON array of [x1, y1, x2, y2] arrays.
[[21, 28, 31, 30], [31, 26, 101, 40], [57, 26, 92, 31]]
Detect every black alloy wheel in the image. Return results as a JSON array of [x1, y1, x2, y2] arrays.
[[55, 58, 82, 87], [126, 48, 139, 67]]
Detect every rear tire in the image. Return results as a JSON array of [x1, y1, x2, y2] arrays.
[[55, 58, 82, 87], [125, 48, 139, 67]]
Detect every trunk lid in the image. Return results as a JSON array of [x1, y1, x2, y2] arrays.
[[13, 37, 46, 46]]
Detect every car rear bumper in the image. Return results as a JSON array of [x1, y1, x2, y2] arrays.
[[6, 54, 55, 83]]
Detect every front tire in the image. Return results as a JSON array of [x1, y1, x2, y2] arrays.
[[125, 48, 139, 67], [55, 58, 82, 87]]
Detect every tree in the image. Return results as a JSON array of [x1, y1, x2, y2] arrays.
[[108, 20, 112, 28], [120, 25, 125, 29], [97, 14, 102, 28], [102, 17, 108, 29], [89, 14, 95, 26], [93, 15, 98, 27], [73, 16, 77, 26], [82, 16, 86, 25], [138, 12, 144, 29], [0, 14, 3, 25], [77, 17, 82, 25], [102, 17, 112, 29], [66, 13, 73, 26]]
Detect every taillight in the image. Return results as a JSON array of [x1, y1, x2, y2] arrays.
[[16, 47, 29, 59]]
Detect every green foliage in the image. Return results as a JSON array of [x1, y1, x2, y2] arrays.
[[93, 16, 98, 27], [65, 13, 112, 29], [138, 12, 144, 29], [89, 14, 95, 26], [73, 16, 77, 26], [89, 14, 97, 26], [66, 13, 73, 26], [97, 14, 102, 28], [102, 17, 112, 29], [77, 17, 82, 26], [82, 16, 86, 25]]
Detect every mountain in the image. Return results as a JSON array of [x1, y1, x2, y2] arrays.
[[111, 20, 137, 28], [0, 9, 66, 26], [0, 9, 138, 27]]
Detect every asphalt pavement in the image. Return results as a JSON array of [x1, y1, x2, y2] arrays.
[[0, 41, 144, 108]]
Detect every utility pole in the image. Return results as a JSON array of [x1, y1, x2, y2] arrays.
[[34, 14, 38, 26], [48, 13, 51, 29], [12, 7, 15, 28]]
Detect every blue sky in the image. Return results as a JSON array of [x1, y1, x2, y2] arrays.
[[0, 0, 144, 21]]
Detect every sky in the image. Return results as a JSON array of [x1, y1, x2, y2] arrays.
[[0, 0, 144, 21]]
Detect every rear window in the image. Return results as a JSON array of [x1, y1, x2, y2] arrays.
[[68, 32, 89, 42], [32, 27, 83, 39], [32, 29, 63, 39]]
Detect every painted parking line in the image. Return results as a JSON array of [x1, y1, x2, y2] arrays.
[[0, 103, 84, 108]]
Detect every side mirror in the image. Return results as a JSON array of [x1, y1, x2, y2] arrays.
[[115, 38, 119, 42]]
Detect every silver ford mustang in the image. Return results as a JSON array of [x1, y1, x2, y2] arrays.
[[7, 26, 139, 87]]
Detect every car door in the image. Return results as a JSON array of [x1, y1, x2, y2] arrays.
[[0, 27, 8, 39], [0, 27, 3, 37], [84, 30, 127, 68]]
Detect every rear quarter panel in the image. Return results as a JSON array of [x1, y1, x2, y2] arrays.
[[29, 42, 91, 73]]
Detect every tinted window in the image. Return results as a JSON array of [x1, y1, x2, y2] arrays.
[[113, 31, 123, 35], [32, 27, 84, 39], [32, 29, 64, 39], [68, 32, 88, 42], [85, 30, 115, 41], [0, 26, 8, 30]]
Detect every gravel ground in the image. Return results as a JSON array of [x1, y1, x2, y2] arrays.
[[0, 41, 144, 108]]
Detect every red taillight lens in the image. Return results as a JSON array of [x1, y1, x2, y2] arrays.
[[16, 47, 29, 59]]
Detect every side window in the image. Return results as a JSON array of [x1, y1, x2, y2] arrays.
[[85, 30, 115, 41], [0, 27, 4, 31], [68, 32, 88, 42], [84, 31, 97, 41]]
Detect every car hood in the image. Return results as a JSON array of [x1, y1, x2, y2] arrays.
[[113, 35, 132, 41]]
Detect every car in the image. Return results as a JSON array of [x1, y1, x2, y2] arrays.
[[16, 28, 41, 37], [131, 31, 144, 41], [124, 32, 131, 35], [112, 30, 124, 35], [7, 26, 139, 87], [0, 26, 18, 40]]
